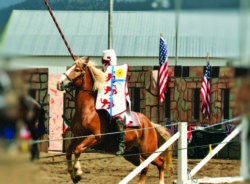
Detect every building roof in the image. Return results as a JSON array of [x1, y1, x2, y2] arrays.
[[1, 10, 249, 58]]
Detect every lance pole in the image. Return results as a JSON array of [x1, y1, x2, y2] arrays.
[[43, 0, 75, 61]]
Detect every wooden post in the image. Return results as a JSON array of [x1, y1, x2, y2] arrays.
[[52, 156, 55, 165]]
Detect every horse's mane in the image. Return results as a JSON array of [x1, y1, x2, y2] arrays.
[[74, 57, 106, 91]]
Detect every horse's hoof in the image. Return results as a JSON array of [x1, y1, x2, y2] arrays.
[[76, 169, 83, 176], [72, 175, 82, 183]]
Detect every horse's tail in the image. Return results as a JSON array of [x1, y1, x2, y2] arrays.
[[151, 122, 172, 172], [38, 101, 46, 138]]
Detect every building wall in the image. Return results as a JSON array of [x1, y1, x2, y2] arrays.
[[63, 65, 242, 125], [8, 68, 49, 123], [128, 66, 242, 125]]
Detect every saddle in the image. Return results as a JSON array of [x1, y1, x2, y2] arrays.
[[125, 111, 141, 128]]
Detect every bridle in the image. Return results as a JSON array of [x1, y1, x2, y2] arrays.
[[63, 65, 94, 93]]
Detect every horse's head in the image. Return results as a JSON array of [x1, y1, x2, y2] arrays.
[[57, 57, 88, 91], [57, 57, 106, 92]]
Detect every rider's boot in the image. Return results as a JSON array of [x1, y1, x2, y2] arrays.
[[116, 117, 126, 155]]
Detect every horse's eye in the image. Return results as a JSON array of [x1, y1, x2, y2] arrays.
[[75, 69, 80, 72]]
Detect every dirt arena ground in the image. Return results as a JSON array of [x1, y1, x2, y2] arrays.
[[0, 149, 249, 184]]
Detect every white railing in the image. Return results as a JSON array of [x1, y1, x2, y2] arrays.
[[178, 116, 249, 184], [120, 116, 249, 184], [189, 123, 242, 178]]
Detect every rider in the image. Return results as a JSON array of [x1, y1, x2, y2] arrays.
[[101, 49, 133, 155]]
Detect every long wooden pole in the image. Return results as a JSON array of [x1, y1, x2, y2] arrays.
[[108, 0, 113, 49], [43, 0, 75, 61]]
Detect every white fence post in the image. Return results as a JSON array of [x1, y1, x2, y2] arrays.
[[177, 122, 188, 184], [240, 115, 250, 181]]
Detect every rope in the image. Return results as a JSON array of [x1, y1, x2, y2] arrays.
[[37, 140, 240, 164], [2, 116, 241, 146], [43, 0, 75, 61], [34, 116, 241, 144], [188, 117, 241, 133], [32, 121, 185, 144]]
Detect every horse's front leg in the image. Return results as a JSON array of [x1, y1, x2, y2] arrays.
[[72, 135, 99, 183], [66, 139, 78, 180]]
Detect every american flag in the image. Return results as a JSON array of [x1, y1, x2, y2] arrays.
[[226, 124, 234, 136], [159, 36, 169, 103], [167, 122, 175, 135], [201, 62, 211, 119]]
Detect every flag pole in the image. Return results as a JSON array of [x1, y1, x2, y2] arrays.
[[207, 51, 210, 122], [108, 0, 113, 49], [175, 0, 181, 66], [205, 51, 210, 122], [207, 52, 209, 63], [158, 33, 162, 124]]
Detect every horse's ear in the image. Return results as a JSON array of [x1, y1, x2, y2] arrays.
[[76, 56, 80, 60], [85, 56, 90, 63]]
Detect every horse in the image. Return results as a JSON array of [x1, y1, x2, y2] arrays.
[[57, 57, 172, 184], [0, 71, 46, 160]]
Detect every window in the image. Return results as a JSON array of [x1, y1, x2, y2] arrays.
[[234, 68, 248, 77], [131, 88, 140, 112], [163, 87, 171, 120], [192, 88, 200, 121], [211, 67, 220, 78], [222, 89, 229, 120], [174, 66, 181, 77], [182, 66, 190, 77]]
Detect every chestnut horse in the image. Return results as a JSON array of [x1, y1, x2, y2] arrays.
[[57, 57, 172, 184]]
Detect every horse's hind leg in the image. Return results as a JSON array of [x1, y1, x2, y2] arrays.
[[123, 155, 149, 184], [151, 156, 165, 184]]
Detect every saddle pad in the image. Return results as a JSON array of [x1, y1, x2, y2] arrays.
[[126, 111, 141, 128]]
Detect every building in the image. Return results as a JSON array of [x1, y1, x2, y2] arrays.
[[0, 10, 249, 152]]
